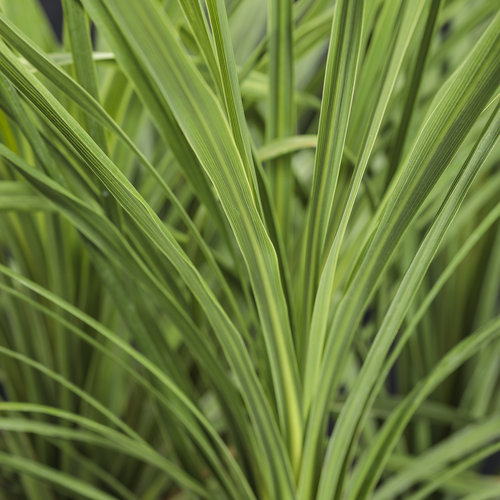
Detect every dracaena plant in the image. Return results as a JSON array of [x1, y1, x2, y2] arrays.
[[0, 0, 499, 498]]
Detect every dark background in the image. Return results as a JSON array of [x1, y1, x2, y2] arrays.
[[40, 0, 63, 40]]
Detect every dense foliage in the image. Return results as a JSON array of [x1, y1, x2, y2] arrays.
[[0, 0, 499, 498]]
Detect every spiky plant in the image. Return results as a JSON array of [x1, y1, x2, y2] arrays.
[[0, 0, 499, 498]]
